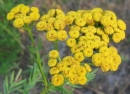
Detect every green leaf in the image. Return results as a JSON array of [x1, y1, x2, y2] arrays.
[[87, 68, 98, 82], [37, 38, 42, 50], [66, 83, 82, 88], [5, 76, 9, 91], [10, 71, 14, 85], [28, 46, 37, 54]]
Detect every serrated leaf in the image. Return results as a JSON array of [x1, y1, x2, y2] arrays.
[[10, 71, 14, 85], [5, 76, 9, 91], [87, 68, 98, 82], [37, 38, 42, 50], [12, 80, 26, 88], [66, 83, 82, 88], [28, 46, 37, 54], [10, 85, 23, 93]]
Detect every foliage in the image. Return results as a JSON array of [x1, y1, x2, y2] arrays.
[[0, 0, 33, 74], [3, 63, 40, 94], [2, 2, 126, 94]]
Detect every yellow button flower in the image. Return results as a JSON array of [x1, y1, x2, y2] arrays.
[[20, 6, 30, 14], [63, 67, 71, 77], [77, 41, 87, 51], [46, 30, 57, 41], [56, 9, 64, 15], [51, 74, 64, 86], [46, 23, 54, 31], [109, 46, 118, 55], [110, 20, 117, 28], [68, 74, 78, 84], [117, 19, 126, 30], [49, 50, 59, 58], [112, 33, 122, 43], [99, 46, 110, 56], [62, 56, 74, 62], [101, 63, 110, 72], [74, 12, 81, 19], [113, 54, 121, 65], [102, 34, 109, 43], [54, 19, 66, 30], [31, 7, 39, 12], [36, 21, 47, 31], [66, 11, 76, 18], [74, 52, 84, 62], [10, 7, 20, 14], [87, 26, 96, 33], [48, 9, 55, 17], [93, 12, 102, 22], [86, 40, 95, 49], [40, 14, 50, 21], [91, 7, 103, 13], [81, 27, 89, 33], [50, 67, 59, 75], [104, 26, 114, 35], [100, 16, 111, 26], [78, 76, 87, 85], [99, 41, 108, 47], [85, 32, 94, 40], [30, 12, 40, 21], [71, 45, 81, 54], [57, 62, 67, 71], [92, 53, 102, 66], [84, 64, 92, 72], [83, 48, 93, 57], [75, 18, 86, 27], [66, 38, 76, 47], [82, 12, 94, 25], [56, 14, 66, 21], [69, 30, 80, 39], [23, 16, 32, 24], [47, 17, 56, 24], [13, 18, 24, 28], [48, 59, 57, 67], [7, 12, 15, 20], [70, 25, 80, 31], [77, 66, 87, 76], [79, 36, 87, 42], [66, 16, 74, 25], [57, 30, 68, 41], [15, 13, 26, 19], [110, 63, 118, 71], [96, 27, 104, 35]]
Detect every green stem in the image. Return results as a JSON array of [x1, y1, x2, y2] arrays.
[[36, 50, 48, 88], [40, 85, 53, 94], [27, 28, 35, 46], [26, 28, 48, 88], [54, 40, 58, 50], [54, 40, 61, 62]]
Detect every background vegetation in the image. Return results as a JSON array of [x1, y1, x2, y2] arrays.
[[0, 0, 130, 94]]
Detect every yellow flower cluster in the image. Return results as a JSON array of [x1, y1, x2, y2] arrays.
[[92, 46, 121, 72], [64, 8, 126, 72], [7, 4, 40, 28], [46, 8, 126, 86], [48, 50, 92, 86], [36, 9, 68, 41]]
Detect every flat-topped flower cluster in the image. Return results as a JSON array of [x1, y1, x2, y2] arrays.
[[7, 4, 126, 87]]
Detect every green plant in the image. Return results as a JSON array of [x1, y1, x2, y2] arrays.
[[0, 0, 33, 74], [2, 3, 126, 94]]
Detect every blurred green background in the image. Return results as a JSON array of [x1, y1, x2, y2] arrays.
[[0, 0, 130, 94]]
